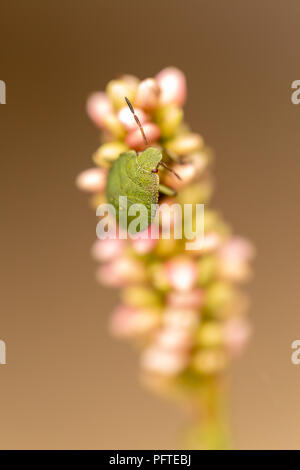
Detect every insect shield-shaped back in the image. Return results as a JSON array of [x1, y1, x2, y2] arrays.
[[106, 147, 162, 234]]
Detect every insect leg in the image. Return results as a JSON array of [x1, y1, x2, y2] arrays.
[[158, 184, 177, 197], [158, 161, 182, 180]]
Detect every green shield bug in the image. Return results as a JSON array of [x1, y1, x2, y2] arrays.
[[106, 97, 180, 233]]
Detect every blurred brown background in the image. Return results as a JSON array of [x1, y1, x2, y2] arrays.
[[0, 0, 300, 449]]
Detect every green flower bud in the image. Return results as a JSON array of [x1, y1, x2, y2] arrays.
[[155, 238, 180, 257], [177, 181, 213, 205], [192, 349, 227, 375], [121, 286, 161, 309], [106, 79, 136, 110], [102, 113, 125, 139], [165, 133, 203, 156], [197, 256, 217, 286], [155, 104, 183, 138], [204, 210, 231, 237], [204, 282, 234, 316], [196, 322, 223, 348], [93, 142, 128, 167], [150, 263, 170, 292], [89, 192, 107, 208]]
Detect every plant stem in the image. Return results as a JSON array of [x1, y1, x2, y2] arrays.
[[183, 375, 231, 450]]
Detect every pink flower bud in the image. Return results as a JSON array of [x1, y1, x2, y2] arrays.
[[112, 257, 146, 282], [189, 232, 221, 254], [96, 257, 146, 286], [125, 123, 161, 151], [218, 260, 251, 282], [131, 236, 157, 255], [119, 74, 140, 88], [110, 305, 159, 338], [219, 237, 255, 263], [167, 288, 204, 309], [75, 168, 107, 193], [218, 237, 255, 282], [118, 106, 148, 132], [163, 163, 198, 189], [158, 198, 182, 230], [86, 92, 113, 128], [156, 67, 187, 106], [130, 225, 159, 255], [155, 328, 192, 352], [164, 257, 197, 291], [164, 308, 199, 330], [223, 318, 251, 356], [91, 238, 125, 262], [135, 78, 160, 111], [141, 347, 188, 375]]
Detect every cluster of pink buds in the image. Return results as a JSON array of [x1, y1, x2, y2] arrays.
[[76, 67, 255, 395]]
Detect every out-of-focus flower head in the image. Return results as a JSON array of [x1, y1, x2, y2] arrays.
[[77, 66, 255, 390]]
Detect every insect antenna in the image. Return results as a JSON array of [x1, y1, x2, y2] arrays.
[[159, 161, 182, 180], [125, 97, 180, 180], [125, 96, 148, 147]]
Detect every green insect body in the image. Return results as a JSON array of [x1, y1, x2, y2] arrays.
[[106, 147, 162, 231], [105, 97, 178, 233]]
